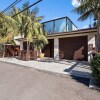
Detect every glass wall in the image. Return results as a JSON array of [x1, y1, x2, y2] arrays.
[[72, 24, 77, 30], [67, 19, 72, 31], [44, 21, 54, 34], [43, 17, 77, 34], [54, 18, 66, 33]]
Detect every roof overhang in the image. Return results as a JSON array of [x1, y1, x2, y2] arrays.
[[15, 28, 97, 41], [47, 28, 97, 39]]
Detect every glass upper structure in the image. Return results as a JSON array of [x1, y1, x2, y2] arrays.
[[42, 17, 77, 34]]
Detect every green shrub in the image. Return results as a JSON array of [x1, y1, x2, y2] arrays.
[[91, 54, 100, 84]]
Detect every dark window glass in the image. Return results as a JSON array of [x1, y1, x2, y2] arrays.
[[54, 18, 66, 33], [23, 42, 27, 50], [44, 21, 54, 34], [67, 19, 72, 31]]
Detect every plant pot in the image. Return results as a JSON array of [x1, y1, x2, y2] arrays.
[[39, 53, 44, 58]]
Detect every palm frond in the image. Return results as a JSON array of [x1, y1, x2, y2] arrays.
[[73, 0, 100, 27], [34, 16, 44, 22], [78, 9, 93, 21]]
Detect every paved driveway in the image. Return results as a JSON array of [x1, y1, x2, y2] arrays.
[[0, 61, 99, 100], [0, 58, 91, 78]]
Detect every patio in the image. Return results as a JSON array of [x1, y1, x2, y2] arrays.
[[0, 57, 92, 78]]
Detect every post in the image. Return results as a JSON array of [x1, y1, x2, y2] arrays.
[[26, 41, 30, 60], [88, 35, 96, 62], [96, 14, 100, 51], [54, 37, 59, 60], [19, 41, 23, 59]]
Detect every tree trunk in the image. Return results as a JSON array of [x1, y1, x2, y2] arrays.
[[34, 48, 37, 60]]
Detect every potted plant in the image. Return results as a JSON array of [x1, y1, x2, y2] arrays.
[[31, 40, 46, 59], [38, 49, 44, 58]]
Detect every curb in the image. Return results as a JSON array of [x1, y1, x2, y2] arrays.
[[89, 78, 100, 91]]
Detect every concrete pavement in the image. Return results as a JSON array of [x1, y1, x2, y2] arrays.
[[0, 57, 92, 78]]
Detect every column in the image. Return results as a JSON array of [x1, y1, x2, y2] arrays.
[[20, 41, 23, 50], [54, 37, 59, 60], [88, 35, 96, 62]]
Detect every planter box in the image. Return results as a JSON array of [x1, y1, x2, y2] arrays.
[[30, 50, 37, 60], [20, 50, 30, 61]]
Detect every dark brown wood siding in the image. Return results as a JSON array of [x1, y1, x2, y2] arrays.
[[42, 39, 54, 57], [59, 36, 88, 61], [5, 45, 20, 57]]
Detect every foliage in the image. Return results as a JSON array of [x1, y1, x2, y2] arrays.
[[10, 2, 48, 45], [73, 0, 100, 50], [73, 0, 100, 21], [31, 40, 46, 50], [0, 13, 18, 44], [91, 54, 100, 84], [0, 1, 48, 58]]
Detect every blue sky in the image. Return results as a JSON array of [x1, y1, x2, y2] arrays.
[[0, 0, 94, 29]]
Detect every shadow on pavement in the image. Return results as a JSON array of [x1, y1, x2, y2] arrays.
[[70, 75, 90, 86], [64, 62, 79, 72]]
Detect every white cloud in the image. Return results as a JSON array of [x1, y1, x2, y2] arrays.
[[72, 0, 80, 7]]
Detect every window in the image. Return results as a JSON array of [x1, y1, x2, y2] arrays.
[[54, 18, 66, 33]]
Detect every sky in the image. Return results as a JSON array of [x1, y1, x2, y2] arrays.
[[0, 0, 94, 29]]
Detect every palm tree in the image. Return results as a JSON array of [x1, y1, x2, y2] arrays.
[[73, 0, 100, 50], [21, 1, 48, 44], [10, 2, 48, 59], [0, 13, 18, 57], [11, 2, 48, 43]]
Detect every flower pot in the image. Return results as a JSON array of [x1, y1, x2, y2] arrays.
[[39, 53, 44, 58]]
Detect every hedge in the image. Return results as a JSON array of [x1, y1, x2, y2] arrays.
[[91, 54, 100, 84]]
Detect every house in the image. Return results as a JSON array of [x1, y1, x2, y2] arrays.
[[12, 16, 97, 61], [41, 17, 97, 61]]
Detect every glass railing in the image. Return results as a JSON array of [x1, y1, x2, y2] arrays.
[[42, 17, 77, 34]]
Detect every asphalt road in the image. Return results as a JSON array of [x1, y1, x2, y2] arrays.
[[0, 61, 99, 100]]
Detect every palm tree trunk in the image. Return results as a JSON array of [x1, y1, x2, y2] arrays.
[[26, 41, 30, 60], [34, 48, 37, 60]]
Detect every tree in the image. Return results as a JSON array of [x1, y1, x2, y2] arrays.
[[20, 1, 48, 44], [73, 0, 100, 50], [10, 2, 48, 59], [10, 2, 48, 44], [0, 13, 18, 57]]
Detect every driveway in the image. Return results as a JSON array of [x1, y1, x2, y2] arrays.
[[0, 61, 99, 100], [0, 58, 92, 78]]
